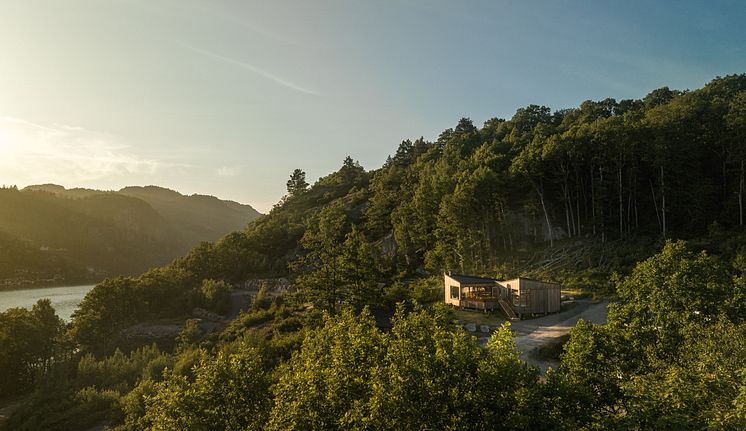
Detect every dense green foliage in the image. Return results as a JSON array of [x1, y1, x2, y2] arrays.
[[266, 306, 538, 431], [143, 343, 271, 431], [544, 241, 746, 430], [0, 300, 66, 398], [0, 185, 260, 287], [1, 344, 174, 431], [8, 239, 742, 430], [2, 75, 745, 430]]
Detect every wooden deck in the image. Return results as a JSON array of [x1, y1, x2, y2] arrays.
[[460, 299, 500, 311]]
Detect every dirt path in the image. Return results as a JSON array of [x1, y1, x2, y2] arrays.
[[511, 300, 609, 373]]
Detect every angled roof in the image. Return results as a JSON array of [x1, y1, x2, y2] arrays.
[[500, 276, 560, 286], [445, 273, 498, 285]]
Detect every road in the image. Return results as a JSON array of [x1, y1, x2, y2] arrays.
[[510, 300, 609, 373]]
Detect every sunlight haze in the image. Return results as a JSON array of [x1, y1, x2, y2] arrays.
[[1, 0, 744, 212]]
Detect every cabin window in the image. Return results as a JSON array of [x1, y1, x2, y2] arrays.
[[450, 286, 459, 299]]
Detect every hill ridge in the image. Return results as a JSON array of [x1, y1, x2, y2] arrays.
[[1, 184, 262, 288]]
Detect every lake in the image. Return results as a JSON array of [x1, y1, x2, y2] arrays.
[[0, 284, 96, 321]]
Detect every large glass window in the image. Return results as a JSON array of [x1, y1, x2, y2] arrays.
[[450, 286, 459, 299]]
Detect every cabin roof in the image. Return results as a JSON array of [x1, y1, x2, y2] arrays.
[[446, 273, 498, 285], [501, 276, 560, 285]]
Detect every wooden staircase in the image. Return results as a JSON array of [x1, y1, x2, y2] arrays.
[[498, 298, 520, 321]]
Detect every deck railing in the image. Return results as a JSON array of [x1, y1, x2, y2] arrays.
[[460, 299, 500, 311]]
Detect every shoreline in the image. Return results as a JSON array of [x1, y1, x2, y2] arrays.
[[0, 279, 102, 292]]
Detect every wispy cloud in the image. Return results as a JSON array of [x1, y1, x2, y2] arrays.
[[182, 44, 318, 96], [210, 11, 298, 46], [0, 117, 163, 184], [216, 165, 242, 177]]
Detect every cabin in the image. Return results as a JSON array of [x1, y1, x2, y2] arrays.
[[500, 277, 561, 319], [444, 273, 501, 312], [444, 272, 561, 319]]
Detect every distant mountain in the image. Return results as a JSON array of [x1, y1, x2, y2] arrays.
[[0, 185, 261, 288], [118, 186, 261, 245]]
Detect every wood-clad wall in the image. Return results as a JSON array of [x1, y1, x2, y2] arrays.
[[504, 277, 561, 314], [444, 274, 461, 307], [445, 275, 561, 316]]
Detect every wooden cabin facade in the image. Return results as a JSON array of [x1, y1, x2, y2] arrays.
[[444, 273, 502, 312], [444, 273, 561, 319], [500, 277, 561, 318]]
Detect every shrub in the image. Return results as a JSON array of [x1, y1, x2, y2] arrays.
[[200, 279, 232, 315]]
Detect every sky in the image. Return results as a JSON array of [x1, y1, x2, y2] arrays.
[[0, 1, 744, 212]]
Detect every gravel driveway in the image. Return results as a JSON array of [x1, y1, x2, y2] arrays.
[[510, 300, 610, 373]]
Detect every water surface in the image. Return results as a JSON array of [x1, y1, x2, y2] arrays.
[[0, 284, 96, 321]]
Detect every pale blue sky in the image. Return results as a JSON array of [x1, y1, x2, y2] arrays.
[[0, 0, 744, 212]]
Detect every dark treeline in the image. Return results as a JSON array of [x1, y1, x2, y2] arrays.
[[1, 75, 745, 430]]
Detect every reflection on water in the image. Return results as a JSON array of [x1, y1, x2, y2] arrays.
[[0, 284, 96, 321]]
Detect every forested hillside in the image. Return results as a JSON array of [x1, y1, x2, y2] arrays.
[[1, 75, 745, 430], [178, 74, 746, 283], [0, 185, 261, 288], [117, 186, 261, 244]]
